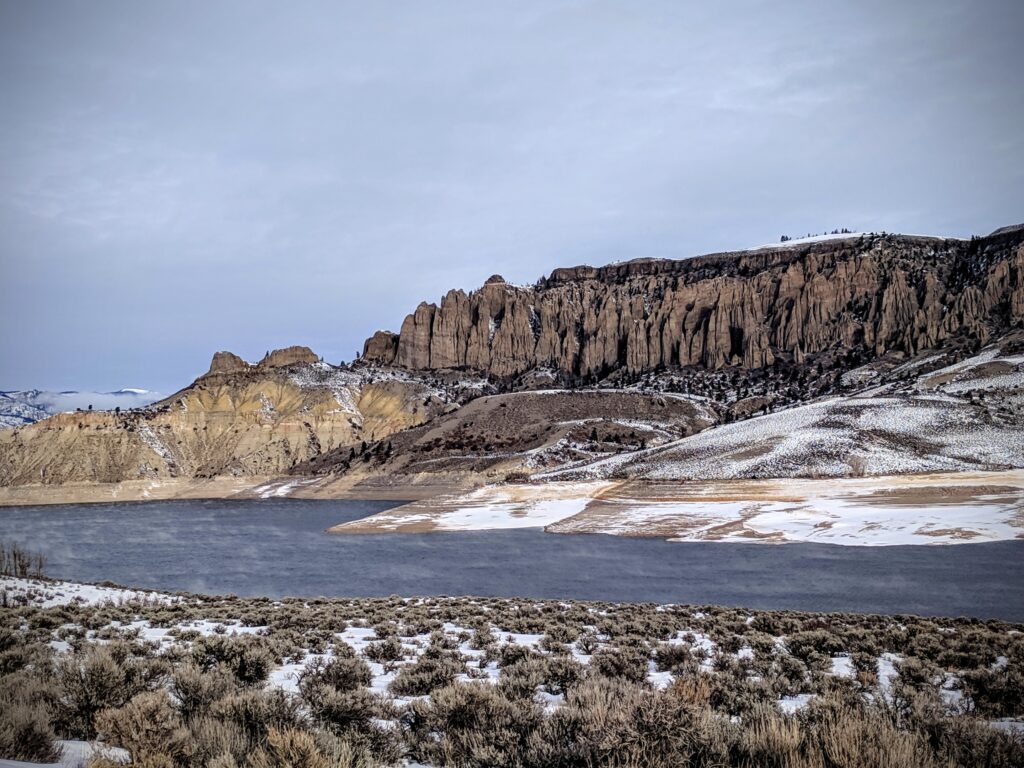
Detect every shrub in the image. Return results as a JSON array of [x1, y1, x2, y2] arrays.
[[298, 657, 372, 697], [389, 651, 464, 697], [212, 688, 307, 745], [170, 662, 238, 721], [961, 663, 1024, 718], [0, 701, 62, 763], [802, 695, 940, 768], [192, 635, 274, 686], [731, 703, 802, 767], [924, 712, 1024, 768], [786, 630, 845, 661], [499, 657, 549, 700], [654, 642, 694, 673], [314, 730, 392, 768], [469, 626, 497, 650], [186, 716, 250, 767], [576, 630, 599, 655], [404, 682, 544, 768], [0, 541, 47, 578], [248, 727, 327, 768], [590, 645, 649, 684], [0, 669, 60, 713], [305, 686, 378, 733], [55, 644, 164, 739], [539, 677, 730, 767], [95, 690, 191, 764], [497, 642, 534, 668], [545, 655, 585, 695], [364, 636, 403, 663]]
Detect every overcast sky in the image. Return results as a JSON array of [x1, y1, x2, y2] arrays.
[[1, 0, 1021, 391]]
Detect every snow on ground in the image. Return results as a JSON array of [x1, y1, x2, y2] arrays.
[[0, 740, 128, 768], [0, 576, 179, 608], [989, 718, 1024, 735], [541, 391, 1024, 482], [136, 423, 177, 468], [751, 232, 865, 250], [877, 653, 903, 699], [288, 361, 490, 411], [751, 232, 964, 251], [548, 471, 1024, 545], [920, 348, 1007, 383], [830, 655, 855, 678], [340, 470, 1024, 545], [778, 693, 815, 713], [433, 495, 592, 531], [250, 477, 322, 499], [289, 362, 363, 415], [14, 580, 1015, 741], [330, 482, 613, 533], [534, 342, 1024, 484]]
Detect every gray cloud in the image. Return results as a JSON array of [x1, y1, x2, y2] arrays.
[[1, 0, 1021, 390]]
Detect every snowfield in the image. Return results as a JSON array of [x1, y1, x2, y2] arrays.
[[0, 576, 179, 608]]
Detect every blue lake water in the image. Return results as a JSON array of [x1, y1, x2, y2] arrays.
[[1, 498, 1022, 621]]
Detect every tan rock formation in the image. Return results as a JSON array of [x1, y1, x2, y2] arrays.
[[363, 231, 1024, 379], [0, 361, 453, 487], [259, 346, 320, 368], [207, 351, 249, 375]]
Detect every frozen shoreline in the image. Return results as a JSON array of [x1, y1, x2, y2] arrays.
[[331, 470, 1024, 546]]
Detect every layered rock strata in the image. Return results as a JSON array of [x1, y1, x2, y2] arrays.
[[362, 230, 1024, 379]]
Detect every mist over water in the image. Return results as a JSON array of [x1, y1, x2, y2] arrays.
[[2, 498, 1022, 621]]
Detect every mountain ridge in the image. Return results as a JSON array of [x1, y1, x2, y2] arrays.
[[362, 229, 1024, 380]]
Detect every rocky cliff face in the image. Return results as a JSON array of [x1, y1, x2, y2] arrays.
[[362, 230, 1024, 379]]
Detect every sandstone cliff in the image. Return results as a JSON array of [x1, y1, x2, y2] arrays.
[[362, 230, 1024, 380]]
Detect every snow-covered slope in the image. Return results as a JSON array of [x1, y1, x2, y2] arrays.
[[539, 343, 1024, 482], [0, 388, 163, 428]]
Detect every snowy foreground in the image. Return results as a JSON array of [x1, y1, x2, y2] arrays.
[[1, 574, 1022, 767], [331, 470, 1024, 545]]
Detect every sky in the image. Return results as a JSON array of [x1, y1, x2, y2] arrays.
[[1, 0, 1022, 391]]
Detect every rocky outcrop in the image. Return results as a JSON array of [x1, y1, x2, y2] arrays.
[[207, 351, 249, 375], [363, 230, 1024, 379], [205, 346, 319, 377], [259, 346, 320, 368], [362, 331, 399, 362]]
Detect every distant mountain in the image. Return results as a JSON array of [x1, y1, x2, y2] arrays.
[[0, 389, 163, 428]]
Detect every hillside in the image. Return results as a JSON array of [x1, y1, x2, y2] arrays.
[[2, 226, 1023, 502], [0, 346, 485, 488], [537, 333, 1024, 482]]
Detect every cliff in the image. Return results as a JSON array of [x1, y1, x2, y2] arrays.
[[362, 230, 1024, 379]]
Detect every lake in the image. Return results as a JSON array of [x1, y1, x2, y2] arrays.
[[1, 498, 1022, 621]]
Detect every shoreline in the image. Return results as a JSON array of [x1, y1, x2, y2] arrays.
[[0, 474, 463, 507], [4, 469, 1022, 548], [329, 470, 1024, 546]]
